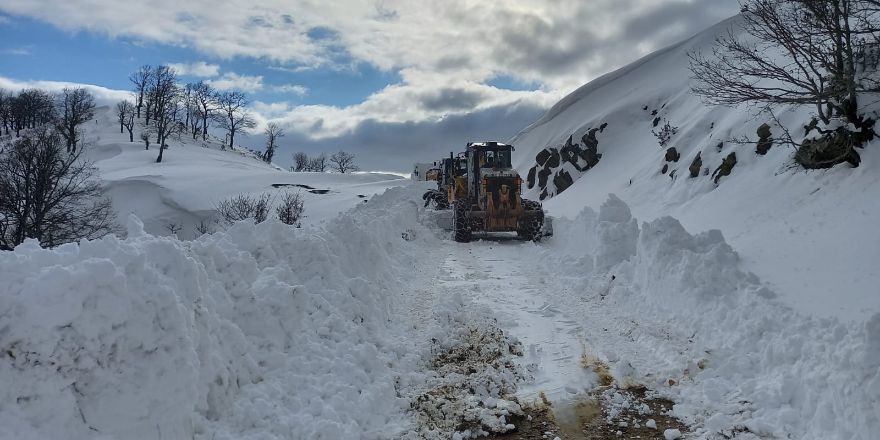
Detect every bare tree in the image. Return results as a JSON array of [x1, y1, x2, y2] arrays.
[[0, 127, 116, 250], [150, 66, 181, 163], [214, 91, 255, 149], [292, 151, 309, 171], [55, 88, 96, 153], [12, 89, 55, 136], [118, 101, 136, 142], [192, 81, 217, 141], [182, 83, 194, 134], [330, 150, 359, 173], [195, 219, 212, 235], [165, 222, 183, 236], [115, 101, 126, 134], [130, 65, 152, 119], [0, 89, 12, 135], [263, 122, 284, 163], [307, 153, 327, 172], [689, 0, 879, 139], [215, 193, 272, 225], [188, 103, 202, 140], [275, 191, 304, 226], [140, 130, 151, 150]]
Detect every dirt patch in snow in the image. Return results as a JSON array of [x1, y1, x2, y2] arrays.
[[487, 387, 688, 440], [573, 387, 688, 440], [407, 318, 527, 439]]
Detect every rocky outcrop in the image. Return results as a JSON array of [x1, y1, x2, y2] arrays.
[[665, 147, 680, 162], [528, 123, 607, 199], [795, 130, 861, 169], [688, 152, 702, 178], [756, 123, 773, 155], [553, 170, 574, 193], [712, 152, 737, 184]]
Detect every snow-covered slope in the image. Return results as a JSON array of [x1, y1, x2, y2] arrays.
[[81, 106, 406, 238], [509, 15, 880, 323]]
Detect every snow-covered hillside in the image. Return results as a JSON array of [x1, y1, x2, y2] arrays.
[[81, 106, 405, 239], [509, 16, 880, 323]]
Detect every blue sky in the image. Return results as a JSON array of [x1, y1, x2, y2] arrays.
[[0, 1, 737, 171], [0, 15, 401, 107]]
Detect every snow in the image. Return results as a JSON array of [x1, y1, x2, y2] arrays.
[[535, 195, 880, 439], [509, 15, 880, 323], [0, 184, 441, 439], [664, 428, 683, 440], [80, 106, 406, 239]]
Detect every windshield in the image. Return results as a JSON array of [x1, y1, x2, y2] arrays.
[[480, 149, 512, 168]]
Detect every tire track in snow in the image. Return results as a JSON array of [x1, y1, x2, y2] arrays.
[[439, 239, 599, 403]]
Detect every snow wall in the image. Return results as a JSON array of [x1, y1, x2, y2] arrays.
[[543, 194, 880, 440], [0, 185, 436, 440]]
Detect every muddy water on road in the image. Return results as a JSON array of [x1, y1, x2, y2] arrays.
[[553, 398, 603, 439]]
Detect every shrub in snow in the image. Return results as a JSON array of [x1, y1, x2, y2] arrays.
[[215, 193, 272, 225], [652, 119, 678, 147], [274, 191, 304, 227]]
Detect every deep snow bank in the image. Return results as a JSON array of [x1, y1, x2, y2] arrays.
[[542, 195, 880, 440], [0, 184, 436, 440]]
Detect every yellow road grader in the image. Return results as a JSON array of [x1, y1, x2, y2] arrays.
[[449, 142, 544, 242]]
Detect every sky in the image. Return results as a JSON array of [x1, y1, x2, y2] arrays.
[[0, 0, 739, 172]]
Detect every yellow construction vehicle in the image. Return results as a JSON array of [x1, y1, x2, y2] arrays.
[[451, 142, 544, 242]]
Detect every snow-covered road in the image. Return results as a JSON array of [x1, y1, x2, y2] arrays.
[[438, 239, 598, 402]]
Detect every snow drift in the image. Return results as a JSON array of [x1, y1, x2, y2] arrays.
[[542, 195, 880, 440], [0, 185, 436, 440]]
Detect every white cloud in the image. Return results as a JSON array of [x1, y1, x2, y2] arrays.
[[3, 47, 31, 56], [206, 72, 264, 92], [166, 61, 220, 77], [0, 76, 130, 104], [273, 84, 308, 96], [0, 0, 739, 90], [257, 75, 562, 139], [0, 0, 739, 164]]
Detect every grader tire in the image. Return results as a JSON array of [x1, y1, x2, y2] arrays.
[[517, 200, 544, 242]]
